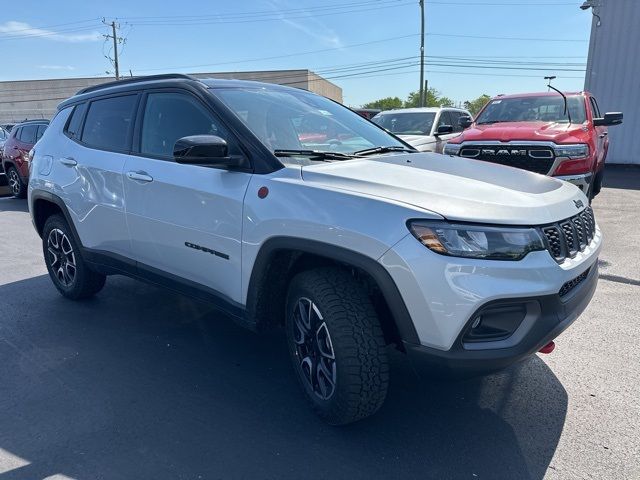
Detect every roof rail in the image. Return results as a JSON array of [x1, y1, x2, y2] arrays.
[[76, 74, 197, 95]]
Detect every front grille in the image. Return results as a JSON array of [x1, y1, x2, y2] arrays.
[[459, 144, 555, 174], [541, 206, 597, 263], [559, 267, 590, 297]]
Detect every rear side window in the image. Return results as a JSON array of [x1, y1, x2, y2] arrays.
[[589, 97, 601, 119], [18, 125, 38, 144], [81, 95, 138, 151], [65, 103, 87, 139]]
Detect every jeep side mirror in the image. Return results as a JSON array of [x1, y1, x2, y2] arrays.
[[593, 112, 623, 127], [459, 115, 473, 129], [435, 125, 454, 136], [173, 135, 242, 168]]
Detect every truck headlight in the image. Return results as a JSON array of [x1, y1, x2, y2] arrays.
[[443, 143, 461, 156], [554, 144, 589, 159], [408, 221, 545, 260]]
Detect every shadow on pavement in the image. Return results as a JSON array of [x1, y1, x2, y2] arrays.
[[0, 197, 28, 213], [603, 164, 640, 191], [0, 274, 568, 480]]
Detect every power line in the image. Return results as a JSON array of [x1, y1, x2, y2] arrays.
[[0, 25, 103, 42], [0, 18, 101, 35], [135, 34, 420, 73], [427, 32, 585, 42]]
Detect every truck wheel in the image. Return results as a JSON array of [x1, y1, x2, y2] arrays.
[[42, 214, 106, 300], [7, 166, 27, 198], [285, 267, 389, 425]]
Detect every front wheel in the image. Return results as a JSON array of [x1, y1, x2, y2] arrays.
[[285, 267, 389, 425], [6, 166, 27, 198], [42, 214, 106, 300]]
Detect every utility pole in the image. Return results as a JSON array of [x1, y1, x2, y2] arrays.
[[103, 19, 123, 80], [419, 0, 425, 107]]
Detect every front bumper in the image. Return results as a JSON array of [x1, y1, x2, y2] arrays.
[[403, 262, 598, 375], [555, 173, 592, 194], [379, 222, 601, 374]]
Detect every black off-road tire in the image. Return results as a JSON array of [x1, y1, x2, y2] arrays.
[[285, 267, 389, 425], [6, 166, 27, 198], [42, 214, 106, 300]]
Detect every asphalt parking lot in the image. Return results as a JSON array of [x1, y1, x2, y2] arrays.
[[0, 166, 638, 480]]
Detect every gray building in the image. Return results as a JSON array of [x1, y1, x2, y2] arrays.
[[0, 69, 342, 124], [584, 0, 640, 165]]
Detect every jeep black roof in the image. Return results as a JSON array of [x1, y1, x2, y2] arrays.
[[59, 74, 304, 110], [13, 119, 50, 127]]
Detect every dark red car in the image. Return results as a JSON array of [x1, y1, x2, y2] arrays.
[[443, 92, 622, 200], [2, 119, 48, 198]]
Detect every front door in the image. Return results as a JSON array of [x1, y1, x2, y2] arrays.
[[123, 90, 252, 304]]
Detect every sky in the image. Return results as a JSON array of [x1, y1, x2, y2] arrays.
[[0, 0, 593, 107]]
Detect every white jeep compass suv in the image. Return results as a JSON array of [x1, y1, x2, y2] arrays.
[[29, 74, 601, 425]]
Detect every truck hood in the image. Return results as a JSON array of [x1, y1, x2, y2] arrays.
[[398, 134, 437, 149], [300, 153, 587, 225], [453, 121, 589, 144]]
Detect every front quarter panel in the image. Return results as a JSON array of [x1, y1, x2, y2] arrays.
[[240, 166, 443, 303]]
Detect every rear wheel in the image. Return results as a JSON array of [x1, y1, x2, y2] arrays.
[[42, 214, 106, 299], [6, 166, 26, 198], [285, 267, 389, 425]]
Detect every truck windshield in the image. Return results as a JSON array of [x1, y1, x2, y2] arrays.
[[476, 95, 586, 124], [213, 87, 405, 157], [372, 112, 436, 135]]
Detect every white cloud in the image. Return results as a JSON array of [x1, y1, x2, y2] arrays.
[[0, 21, 101, 42], [38, 65, 76, 70], [267, 0, 342, 48], [280, 17, 342, 48]]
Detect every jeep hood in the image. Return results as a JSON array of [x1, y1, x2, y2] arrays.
[[300, 153, 586, 225], [453, 121, 588, 144]]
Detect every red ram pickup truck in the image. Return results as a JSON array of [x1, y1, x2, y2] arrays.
[[443, 91, 622, 199]]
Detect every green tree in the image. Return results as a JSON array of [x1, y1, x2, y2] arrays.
[[463, 94, 491, 115], [404, 88, 454, 108], [361, 96, 403, 110]]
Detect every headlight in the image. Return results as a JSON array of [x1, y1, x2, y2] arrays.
[[443, 143, 461, 156], [408, 221, 545, 260], [554, 144, 589, 159]]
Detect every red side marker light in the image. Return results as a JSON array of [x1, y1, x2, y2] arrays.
[[258, 186, 269, 199], [538, 341, 555, 354]]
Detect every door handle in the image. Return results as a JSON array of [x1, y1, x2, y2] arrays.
[[126, 171, 153, 183], [60, 157, 77, 167]]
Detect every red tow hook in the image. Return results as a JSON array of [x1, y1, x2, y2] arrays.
[[539, 341, 556, 354]]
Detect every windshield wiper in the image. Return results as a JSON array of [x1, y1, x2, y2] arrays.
[[477, 120, 512, 125], [353, 146, 416, 156], [273, 149, 356, 161]]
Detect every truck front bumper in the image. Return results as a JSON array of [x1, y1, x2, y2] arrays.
[[554, 173, 593, 194]]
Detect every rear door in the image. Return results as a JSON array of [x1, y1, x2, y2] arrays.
[[57, 94, 139, 259], [123, 89, 252, 304]]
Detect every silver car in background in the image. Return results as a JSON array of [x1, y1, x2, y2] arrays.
[[372, 107, 471, 153]]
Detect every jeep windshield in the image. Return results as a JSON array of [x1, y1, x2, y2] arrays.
[[213, 86, 406, 160], [371, 112, 436, 135], [476, 95, 586, 125]]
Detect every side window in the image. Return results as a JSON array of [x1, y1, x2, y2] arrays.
[[437, 111, 453, 130], [140, 92, 239, 158], [590, 97, 601, 119], [36, 124, 47, 141], [19, 125, 37, 144], [13, 127, 21, 140], [449, 112, 463, 132], [81, 95, 138, 151], [65, 103, 87, 140]]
